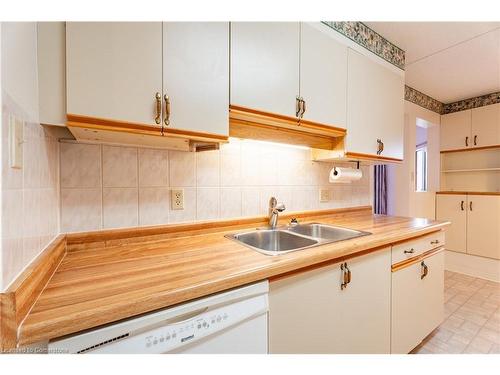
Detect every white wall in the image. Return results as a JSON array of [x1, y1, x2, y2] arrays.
[[387, 101, 440, 219], [1, 22, 60, 290]]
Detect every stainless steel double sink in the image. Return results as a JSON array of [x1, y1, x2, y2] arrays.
[[225, 223, 371, 256]]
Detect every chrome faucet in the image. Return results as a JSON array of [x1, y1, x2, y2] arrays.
[[268, 197, 285, 229]]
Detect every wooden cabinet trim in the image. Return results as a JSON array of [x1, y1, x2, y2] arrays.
[[437, 191, 500, 196], [344, 152, 403, 163], [229, 104, 346, 140], [391, 247, 444, 273], [440, 144, 500, 154], [67, 113, 229, 143]]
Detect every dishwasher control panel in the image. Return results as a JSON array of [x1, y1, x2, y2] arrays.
[[145, 313, 229, 350]]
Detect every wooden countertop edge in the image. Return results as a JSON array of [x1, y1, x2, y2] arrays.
[[436, 191, 500, 196], [16, 219, 449, 346], [0, 235, 66, 352]]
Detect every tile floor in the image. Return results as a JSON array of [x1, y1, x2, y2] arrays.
[[411, 270, 500, 354]]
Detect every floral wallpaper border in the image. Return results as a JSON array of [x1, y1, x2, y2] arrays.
[[405, 85, 444, 114], [405, 86, 500, 115], [322, 21, 405, 70], [443, 92, 500, 114]]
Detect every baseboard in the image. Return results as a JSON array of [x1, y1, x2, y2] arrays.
[[445, 250, 500, 282]]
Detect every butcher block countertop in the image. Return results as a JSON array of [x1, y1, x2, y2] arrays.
[[17, 207, 449, 346]]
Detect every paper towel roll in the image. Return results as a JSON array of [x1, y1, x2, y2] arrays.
[[329, 167, 362, 183]]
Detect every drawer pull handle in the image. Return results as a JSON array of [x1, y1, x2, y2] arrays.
[[461, 200, 464, 211], [465, 136, 469, 147], [340, 262, 351, 290], [404, 248, 415, 254], [430, 240, 440, 245], [470, 201, 473, 211], [474, 135, 477, 146], [421, 261, 428, 279]]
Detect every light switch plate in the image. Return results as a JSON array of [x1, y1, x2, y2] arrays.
[[171, 189, 184, 210], [319, 188, 331, 203], [9, 115, 23, 169]]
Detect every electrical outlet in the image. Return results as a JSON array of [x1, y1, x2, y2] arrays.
[[319, 188, 331, 203], [171, 189, 184, 210]]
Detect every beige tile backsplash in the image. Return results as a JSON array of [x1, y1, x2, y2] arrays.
[[1, 107, 60, 288], [60, 138, 372, 232]]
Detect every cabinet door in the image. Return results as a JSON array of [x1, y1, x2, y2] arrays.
[[66, 22, 162, 125], [299, 23, 347, 127], [269, 262, 343, 354], [38, 22, 66, 126], [391, 251, 444, 354], [436, 194, 467, 253], [336, 248, 391, 354], [163, 22, 229, 136], [471, 103, 500, 148], [467, 195, 500, 259], [420, 251, 444, 337], [231, 22, 300, 117], [440, 110, 472, 151], [269, 248, 391, 354], [391, 260, 424, 353], [346, 49, 404, 159]]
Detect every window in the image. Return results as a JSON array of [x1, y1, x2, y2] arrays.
[[415, 146, 427, 192]]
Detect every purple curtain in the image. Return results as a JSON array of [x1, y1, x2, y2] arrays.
[[374, 165, 387, 215]]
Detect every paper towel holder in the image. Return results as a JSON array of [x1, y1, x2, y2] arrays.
[[332, 161, 360, 175]]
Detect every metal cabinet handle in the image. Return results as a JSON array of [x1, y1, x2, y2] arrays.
[[421, 261, 428, 279], [465, 136, 469, 147], [474, 135, 477, 146], [470, 201, 473, 211], [430, 240, 440, 245], [300, 98, 306, 118], [155, 92, 161, 125], [461, 200, 464, 211], [340, 262, 351, 290], [376, 139, 384, 155], [164, 95, 170, 126], [404, 248, 415, 254], [295, 96, 301, 117]]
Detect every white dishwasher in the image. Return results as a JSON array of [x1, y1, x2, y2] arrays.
[[48, 281, 269, 354]]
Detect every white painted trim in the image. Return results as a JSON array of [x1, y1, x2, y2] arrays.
[[445, 250, 500, 282]]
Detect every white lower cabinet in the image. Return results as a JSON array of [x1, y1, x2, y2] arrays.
[[391, 251, 444, 353], [436, 194, 500, 260], [269, 248, 391, 354]]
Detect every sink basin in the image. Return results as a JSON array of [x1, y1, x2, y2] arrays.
[[227, 229, 318, 255], [226, 223, 371, 256], [287, 223, 370, 242]]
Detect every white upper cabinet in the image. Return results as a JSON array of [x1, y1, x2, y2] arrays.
[[38, 22, 66, 126], [299, 23, 347, 127], [347, 49, 404, 159], [66, 22, 163, 125], [230, 22, 300, 117], [163, 23, 229, 136], [471, 103, 500, 148], [440, 110, 472, 151]]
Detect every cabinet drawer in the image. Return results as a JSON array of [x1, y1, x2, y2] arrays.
[[392, 231, 445, 265]]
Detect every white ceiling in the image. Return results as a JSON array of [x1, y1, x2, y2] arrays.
[[365, 22, 500, 103]]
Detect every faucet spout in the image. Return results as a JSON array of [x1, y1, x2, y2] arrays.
[[268, 197, 286, 229]]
